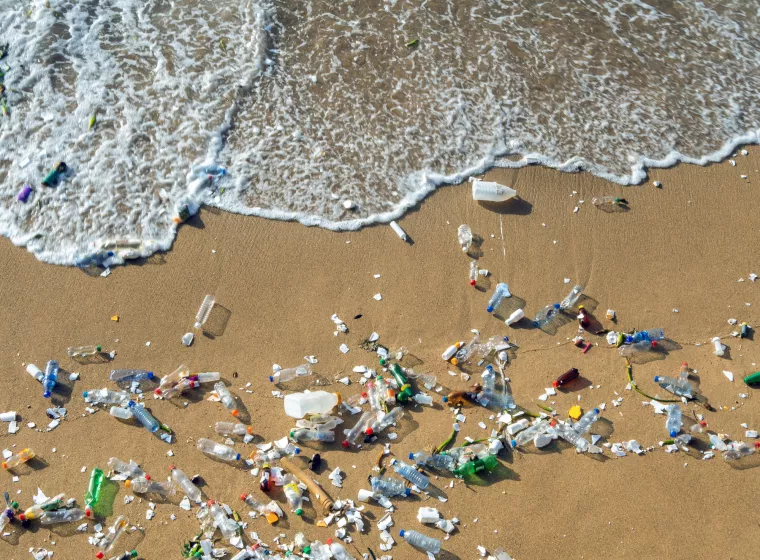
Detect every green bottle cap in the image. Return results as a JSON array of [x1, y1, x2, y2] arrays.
[[295, 508, 303, 516]]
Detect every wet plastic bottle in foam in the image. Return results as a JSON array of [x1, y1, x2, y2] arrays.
[[471, 179, 517, 202]]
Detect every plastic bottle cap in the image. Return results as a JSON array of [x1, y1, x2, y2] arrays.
[[510, 439, 517, 447], [326, 539, 333, 544], [404, 488, 411, 496], [450, 358, 459, 366], [654, 376, 660, 382], [651, 341, 658, 348], [82, 391, 88, 398], [486, 306, 494, 313], [365, 427, 374, 436], [399, 529, 406, 537], [235, 454, 241, 460], [128, 400, 136, 407], [294, 448, 301, 455], [246, 426, 253, 434], [18, 514, 26, 521], [553, 303, 560, 309], [96, 553, 104, 559], [552, 381, 559, 388], [593, 408, 600, 414], [43, 391, 51, 398], [154, 388, 163, 395], [231, 409, 239, 417], [682, 362, 688, 366], [442, 396, 448, 403], [125, 480, 132, 488], [240, 493, 248, 501], [408, 453, 414, 459], [269, 376, 274, 382], [146, 372, 154, 379], [470, 280, 476, 286], [1, 462, 7, 470], [303, 547, 311, 554], [295, 508, 303, 516], [341, 440, 350, 448], [670, 431, 678, 437], [145, 474, 151, 480]]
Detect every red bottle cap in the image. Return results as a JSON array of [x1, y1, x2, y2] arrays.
[[469, 280, 476, 286], [96, 553, 104, 559], [240, 493, 248, 501], [341, 440, 350, 448], [552, 381, 559, 388]]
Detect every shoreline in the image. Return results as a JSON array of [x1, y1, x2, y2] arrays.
[[1, 149, 760, 559]]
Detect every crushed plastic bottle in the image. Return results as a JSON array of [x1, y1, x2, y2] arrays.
[[197, 438, 241, 461], [290, 428, 335, 442], [619, 340, 657, 357], [592, 196, 628, 208], [408, 451, 456, 471], [84, 467, 105, 517], [510, 419, 551, 448], [282, 474, 304, 516], [453, 455, 499, 478], [457, 224, 473, 252], [214, 382, 240, 417], [194, 295, 215, 330], [654, 363, 694, 398], [625, 329, 665, 344], [2, 447, 35, 469], [557, 423, 599, 453], [110, 370, 154, 383], [284, 391, 340, 419], [208, 501, 239, 539], [533, 303, 561, 329], [327, 539, 355, 560], [560, 285, 584, 310], [83, 388, 130, 405], [270, 364, 312, 384], [391, 459, 430, 489], [128, 401, 160, 433], [368, 407, 405, 435], [155, 364, 191, 395], [573, 408, 600, 435], [399, 529, 441, 555], [125, 477, 175, 497], [40, 508, 86, 525], [42, 360, 58, 399], [170, 466, 202, 502], [19, 492, 65, 520], [486, 283, 512, 313], [342, 410, 376, 447], [215, 422, 253, 437], [67, 344, 102, 358], [370, 476, 411, 498], [665, 404, 682, 437], [107, 457, 144, 479]]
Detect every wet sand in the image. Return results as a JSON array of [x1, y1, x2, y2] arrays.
[[1, 147, 760, 559]]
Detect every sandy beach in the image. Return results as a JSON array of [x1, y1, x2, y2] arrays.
[[1, 147, 760, 560]]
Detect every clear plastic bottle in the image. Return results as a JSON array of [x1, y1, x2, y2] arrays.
[[40, 508, 86, 525], [446, 443, 488, 464], [0, 508, 12, 532], [626, 329, 665, 344], [391, 459, 430, 489], [2, 447, 35, 469], [468, 261, 478, 286], [370, 476, 411, 497], [215, 422, 253, 437], [619, 340, 657, 357], [110, 406, 134, 420], [342, 410, 376, 447], [510, 419, 551, 447], [125, 477, 175, 497], [560, 285, 584, 310], [128, 401, 160, 433], [100, 515, 128, 553], [573, 408, 600, 435], [399, 529, 441, 554], [654, 363, 693, 398], [592, 196, 628, 208], [709, 433, 728, 451], [296, 414, 343, 431], [666, 404, 682, 437], [20, 493, 65, 520], [486, 283, 511, 313], [452, 334, 481, 366], [155, 364, 190, 395], [283, 391, 339, 419], [457, 224, 473, 252], [170, 466, 202, 502], [158, 377, 199, 400], [375, 376, 394, 405], [408, 451, 456, 471], [328, 539, 355, 560], [208, 501, 239, 539], [107, 457, 144, 478], [197, 438, 241, 461], [67, 344, 102, 358], [83, 388, 129, 405], [214, 382, 240, 417], [533, 303, 561, 329], [270, 364, 312, 384], [42, 360, 58, 399], [368, 407, 404, 435], [194, 295, 215, 330], [557, 423, 597, 453], [290, 428, 335, 442], [282, 475, 304, 516], [412, 393, 433, 406], [110, 370, 154, 383]]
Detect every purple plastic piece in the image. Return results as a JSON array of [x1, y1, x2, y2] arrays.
[[17, 185, 33, 202]]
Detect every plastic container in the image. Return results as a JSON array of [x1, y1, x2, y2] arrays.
[[391, 459, 430, 489], [557, 423, 596, 452], [155, 364, 191, 395], [170, 466, 202, 502], [457, 224, 473, 252], [368, 407, 404, 435], [194, 295, 215, 330], [270, 364, 312, 384], [214, 382, 240, 417], [215, 422, 253, 437], [471, 179, 517, 202], [399, 529, 442, 554], [328, 540, 354, 560], [441, 341, 464, 361], [20, 493, 65, 520], [389, 220, 408, 241], [506, 308, 525, 326], [284, 391, 340, 419], [26, 363, 44, 383], [486, 282, 511, 313], [42, 360, 58, 399], [128, 401, 160, 433], [370, 476, 411, 497], [197, 438, 241, 461], [666, 404, 682, 437]]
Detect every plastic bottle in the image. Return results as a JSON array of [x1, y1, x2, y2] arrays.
[[26, 363, 44, 383], [295, 414, 343, 431], [559, 285, 583, 310], [619, 340, 657, 357], [107, 551, 138, 560], [170, 466, 202, 502], [390, 220, 408, 241], [370, 476, 411, 497], [666, 404, 682, 437], [654, 363, 693, 398], [84, 467, 105, 517], [2, 447, 35, 469], [194, 295, 215, 330], [453, 455, 499, 478], [197, 438, 241, 461], [533, 303, 561, 329], [510, 419, 551, 448], [375, 376, 394, 406], [125, 477, 175, 497], [486, 283, 511, 313], [40, 508, 86, 525], [457, 225, 473, 252], [283, 391, 339, 419], [368, 407, 405, 435], [215, 422, 253, 437], [155, 364, 191, 395], [408, 451, 456, 471], [40, 360, 58, 399], [208, 501, 239, 539], [270, 364, 312, 384], [0, 508, 11, 532], [709, 433, 728, 451], [282, 475, 304, 516], [441, 341, 464, 361], [67, 344, 102, 358], [557, 423, 597, 453], [446, 443, 488, 464], [83, 388, 130, 405], [342, 410, 375, 447], [19, 493, 65, 520], [450, 334, 481, 367], [505, 308, 525, 326], [552, 368, 579, 389], [712, 337, 725, 357], [109, 406, 134, 420], [573, 408, 600, 435], [260, 463, 272, 492], [290, 428, 335, 442], [127, 401, 160, 433], [467, 260, 479, 286], [328, 539, 355, 560], [412, 393, 433, 406], [592, 196, 628, 208], [391, 459, 430, 489], [214, 382, 240, 417], [471, 179, 517, 202], [107, 457, 144, 478], [744, 371, 760, 385], [110, 370, 154, 383], [625, 329, 665, 344], [158, 377, 199, 400], [399, 529, 442, 555], [197, 165, 227, 177]]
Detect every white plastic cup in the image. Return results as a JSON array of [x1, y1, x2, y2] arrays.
[[357, 489, 375, 502], [0, 411, 17, 422], [472, 179, 517, 202]]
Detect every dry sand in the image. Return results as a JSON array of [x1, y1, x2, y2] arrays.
[[1, 147, 760, 560]]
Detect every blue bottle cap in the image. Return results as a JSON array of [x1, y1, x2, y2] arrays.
[[510, 439, 517, 447], [82, 391, 88, 398], [669, 430, 678, 437], [442, 396, 448, 403], [399, 530, 406, 537], [593, 408, 600, 414], [408, 453, 414, 459], [553, 303, 560, 309], [269, 376, 274, 382], [128, 400, 136, 407], [235, 454, 241, 460], [487, 306, 494, 313], [653, 376, 661, 382], [294, 448, 301, 455], [43, 391, 51, 399], [146, 372, 155, 379], [404, 488, 411, 496]]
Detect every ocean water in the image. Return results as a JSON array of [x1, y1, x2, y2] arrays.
[[0, 0, 758, 266]]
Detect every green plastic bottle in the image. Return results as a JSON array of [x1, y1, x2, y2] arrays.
[[84, 467, 104, 517], [453, 455, 499, 478], [744, 371, 760, 385], [388, 363, 414, 403]]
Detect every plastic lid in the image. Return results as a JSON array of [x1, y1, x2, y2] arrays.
[[43, 391, 51, 398], [269, 376, 274, 382], [404, 488, 411, 496], [552, 381, 559, 388], [510, 439, 517, 447], [341, 440, 350, 448], [486, 306, 494, 313], [470, 280, 476, 286], [125, 480, 132, 488], [326, 539, 333, 545], [450, 358, 459, 366], [653, 376, 661, 382], [235, 454, 241, 460], [231, 409, 239, 417], [408, 452, 414, 459], [670, 430, 677, 437], [154, 388, 163, 395], [96, 553, 104, 560], [82, 391, 89, 398], [295, 508, 303, 516], [2, 462, 8, 469], [553, 303, 560, 309], [128, 400, 136, 407], [240, 493, 248, 501], [365, 427, 374, 436], [399, 529, 406, 537], [303, 546, 311, 554], [18, 513, 26, 521]]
